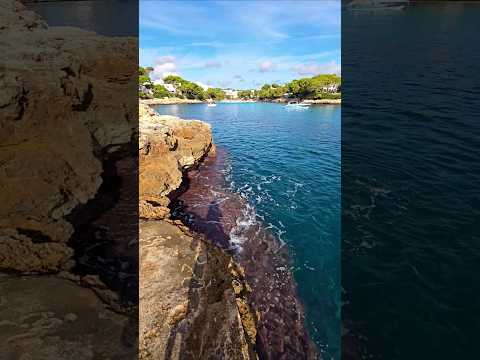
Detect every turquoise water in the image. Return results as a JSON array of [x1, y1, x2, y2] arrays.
[[154, 103, 341, 358]]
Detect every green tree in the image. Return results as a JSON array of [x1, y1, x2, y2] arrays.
[[257, 84, 286, 100], [163, 75, 186, 86], [238, 90, 253, 99], [139, 74, 150, 85], [206, 88, 226, 100], [287, 78, 314, 99], [180, 82, 206, 100], [308, 74, 341, 99], [153, 84, 171, 98], [145, 66, 154, 76]]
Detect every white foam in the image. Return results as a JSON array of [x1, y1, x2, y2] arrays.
[[228, 203, 257, 252]]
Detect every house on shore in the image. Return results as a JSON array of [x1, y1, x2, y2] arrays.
[[163, 83, 176, 94], [323, 83, 340, 93], [139, 82, 153, 96], [153, 79, 177, 94], [223, 88, 239, 99]]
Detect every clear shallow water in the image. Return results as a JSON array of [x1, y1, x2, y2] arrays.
[[155, 103, 341, 358], [342, 3, 480, 359]]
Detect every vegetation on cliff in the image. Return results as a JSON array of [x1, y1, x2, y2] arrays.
[[139, 66, 340, 101], [139, 67, 226, 101], [241, 74, 341, 100]]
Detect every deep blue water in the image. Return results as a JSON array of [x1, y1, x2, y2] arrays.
[[25, 0, 137, 37], [155, 103, 341, 359], [342, 3, 480, 359]]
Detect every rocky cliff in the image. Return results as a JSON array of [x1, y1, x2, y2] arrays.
[[139, 102, 213, 220], [139, 102, 257, 359], [0, 0, 137, 273], [0, 1, 137, 358]]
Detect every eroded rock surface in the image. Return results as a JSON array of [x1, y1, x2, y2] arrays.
[[139, 102, 212, 220], [0, 274, 135, 359], [139, 104, 256, 359], [140, 220, 255, 360], [0, 0, 137, 272], [0, 1, 138, 358]]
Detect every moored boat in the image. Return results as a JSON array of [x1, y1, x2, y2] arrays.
[[285, 100, 311, 107]]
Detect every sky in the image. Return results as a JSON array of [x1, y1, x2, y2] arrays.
[[140, 0, 341, 90]]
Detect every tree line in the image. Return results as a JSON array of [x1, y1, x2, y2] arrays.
[[139, 67, 341, 101], [139, 67, 225, 101], [239, 74, 341, 100]]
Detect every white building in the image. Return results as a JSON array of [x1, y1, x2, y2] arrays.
[[163, 83, 176, 94], [153, 79, 177, 94], [223, 88, 238, 99], [322, 83, 340, 93], [139, 82, 153, 96]]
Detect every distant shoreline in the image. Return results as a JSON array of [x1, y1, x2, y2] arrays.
[[140, 97, 341, 106], [140, 98, 203, 105]]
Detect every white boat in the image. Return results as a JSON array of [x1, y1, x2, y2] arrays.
[[207, 102, 217, 107], [344, 0, 408, 11], [285, 101, 311, 107]]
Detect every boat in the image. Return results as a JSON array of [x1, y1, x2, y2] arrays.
[[285, 101, 311, 107], [344, 0, 408, 11], [207, 102, 217, 107]]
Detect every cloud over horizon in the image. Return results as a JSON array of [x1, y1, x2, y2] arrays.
[[291, 60, 341, 76], [204, 60, 222, 68], [140, 1, 340, 89], [258, 61, 277, 73], [151, 56, 178, 80]]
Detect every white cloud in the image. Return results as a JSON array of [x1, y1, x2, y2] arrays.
[[259, 61, 277, 73], [151, 56, 178, 80], [204, 60, 222, 68], [156, 55, 175, 63], [291, 60, 341, 76]]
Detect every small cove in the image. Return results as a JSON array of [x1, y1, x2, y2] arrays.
[[155, 102, 341, 359]]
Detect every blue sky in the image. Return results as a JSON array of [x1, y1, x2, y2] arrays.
[[140, 0, 340, 90]]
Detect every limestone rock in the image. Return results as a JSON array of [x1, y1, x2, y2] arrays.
[[140, 220, 256, 360], [0, 0, 137, 272], [139, 103, 212, 219], [0, 274, 135, 359]]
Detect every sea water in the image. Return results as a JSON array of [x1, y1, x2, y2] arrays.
[[155, 102, 341, 359]]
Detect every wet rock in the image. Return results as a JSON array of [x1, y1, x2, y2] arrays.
[[236, 298, 257, 345], [139, 220, 256, 359]]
